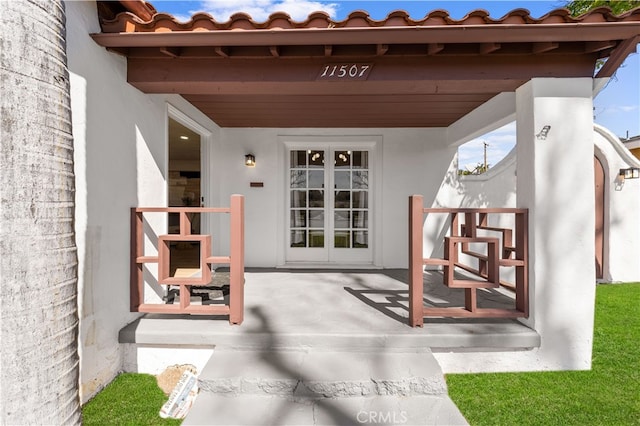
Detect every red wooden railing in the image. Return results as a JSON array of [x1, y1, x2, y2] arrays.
[[130, 195, 244, 324], [409, 195, 528, 327]]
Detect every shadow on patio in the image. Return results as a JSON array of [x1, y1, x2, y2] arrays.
[[120, 268, 540, 351]]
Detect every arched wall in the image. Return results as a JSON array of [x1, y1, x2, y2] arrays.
[[593, 125, 640, 282]]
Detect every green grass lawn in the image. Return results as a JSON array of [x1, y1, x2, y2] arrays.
[[82, 373, 181, 426], [446, 283, 640, 426]]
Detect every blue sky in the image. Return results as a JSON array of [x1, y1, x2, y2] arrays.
[[149, 1, 639, 168], [151, 0, 569, 21]]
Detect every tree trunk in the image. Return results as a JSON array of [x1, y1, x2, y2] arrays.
[[0, 0, 81, 423]]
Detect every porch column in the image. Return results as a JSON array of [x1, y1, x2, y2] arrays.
[[516, 78, 596, 370]]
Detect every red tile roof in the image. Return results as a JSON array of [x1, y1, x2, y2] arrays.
[[99, 3, 640, 33]]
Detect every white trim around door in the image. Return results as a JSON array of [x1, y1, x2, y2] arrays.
[[278, 136, 382, 268]]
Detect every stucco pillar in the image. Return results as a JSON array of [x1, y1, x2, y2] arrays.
[[516, 78, 596, 370]]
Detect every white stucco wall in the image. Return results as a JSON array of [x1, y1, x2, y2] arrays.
[[429, 83, 640, 284], [593, 125, 640, 282], [431, 120, 639, 283], [433, 79, 640, 373], [424, 93, 518, 263], [505, 78, 596, 371], [212, 127, 452, 268], [66, 0, 221, 402]]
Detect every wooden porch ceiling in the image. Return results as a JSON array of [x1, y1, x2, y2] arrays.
[[93, 3, 640, 128]]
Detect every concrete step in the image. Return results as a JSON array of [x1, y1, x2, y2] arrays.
[[183, 349, 469, 425], [119, 314, 540, 351]]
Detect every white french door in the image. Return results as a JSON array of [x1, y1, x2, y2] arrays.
[[286, 146, 372, 264]]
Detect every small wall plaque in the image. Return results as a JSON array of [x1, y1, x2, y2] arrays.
[[250, 182, 264, 188]]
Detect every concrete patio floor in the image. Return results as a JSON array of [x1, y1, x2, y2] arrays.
[[120, 268, 540, 351]]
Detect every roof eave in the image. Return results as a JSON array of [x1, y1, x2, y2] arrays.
[[91, 23, 640, 49]]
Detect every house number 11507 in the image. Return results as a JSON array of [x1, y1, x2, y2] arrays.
[[317, 63, 373, 81]]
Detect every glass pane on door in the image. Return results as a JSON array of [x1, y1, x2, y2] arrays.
[[333, 150, 369, 249], [289, 150, 325, 248]]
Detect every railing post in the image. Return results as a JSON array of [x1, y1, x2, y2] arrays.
[[130, 208, 143, 312], [451, 212, 459, 236], [229, 195, 245, 325], [408, 195, 424, 327], [515, 210, 529, 317], [179, 211, 192, 236]]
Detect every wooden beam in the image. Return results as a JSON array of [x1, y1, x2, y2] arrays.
[[596, 36, 640, 78], [584, 40, 617, 53], [213, 118, 460, 128], [195, 102, 484, 113], [427, 43, 444, 55], [185, 93, 493, 103], [92, 25, 640, 48], [106, 46, 129, 56], [214, 46, 229, 58], [479, 43, 501, 55], [269, 45, 280, 57], [160, 46, 180, 58], [324, 45, 332, 56], [376, 44, 388, 56], [127, 55, 593, 95], [532, 41, 559, 54], [133, 79, 531, 96]]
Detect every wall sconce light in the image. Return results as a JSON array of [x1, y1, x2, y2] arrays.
[[619, 167, 640, 180], [245, 154, 256, 167], [536, 125, 551, 140]]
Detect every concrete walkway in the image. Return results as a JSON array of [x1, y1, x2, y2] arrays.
[[120, 269, 539, 425], [184, 349, 468, 425]]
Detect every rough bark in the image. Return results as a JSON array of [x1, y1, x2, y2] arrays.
[[0, 0, 81, 423]]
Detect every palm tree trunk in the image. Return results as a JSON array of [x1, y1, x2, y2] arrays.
[[0, 0, 81, 423]]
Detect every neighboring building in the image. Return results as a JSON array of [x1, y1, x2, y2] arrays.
[[622, 135, 640, 160], [61, 0, 640, 402]]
